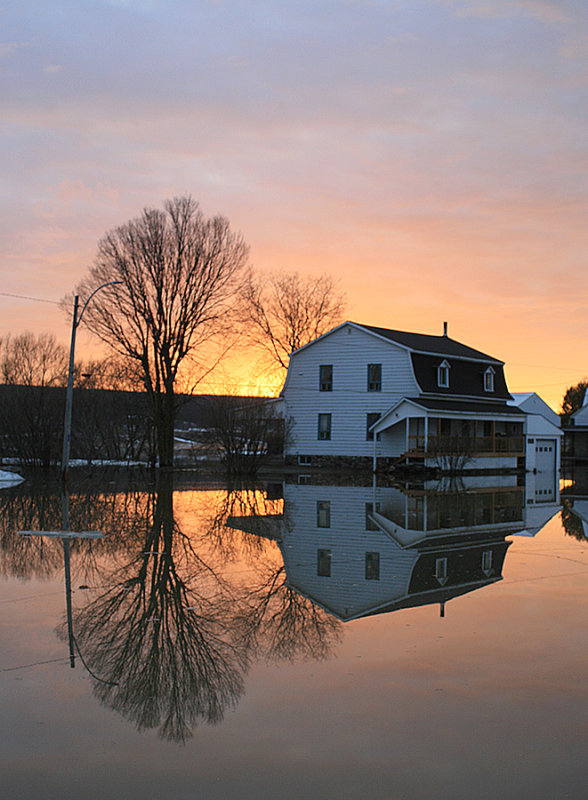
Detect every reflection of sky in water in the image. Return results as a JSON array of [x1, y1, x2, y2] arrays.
[[0, 473, 586, 799]]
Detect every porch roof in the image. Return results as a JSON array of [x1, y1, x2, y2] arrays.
[[372, 396, 526, 434]]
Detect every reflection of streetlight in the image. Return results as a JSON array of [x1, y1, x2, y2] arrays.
[[19, 490, 103, 668], [61, 282, 121, 484]]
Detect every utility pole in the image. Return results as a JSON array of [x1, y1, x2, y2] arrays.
[[61, 282, 121, 484]]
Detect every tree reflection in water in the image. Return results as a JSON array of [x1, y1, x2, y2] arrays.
[[1, 473, 342, 743], [199, 484, 342, 662], [67, 474, 248, 743], [234, 563, 342, 662]]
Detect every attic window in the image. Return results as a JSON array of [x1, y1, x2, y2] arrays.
[[437, 360, 450, 388], [484, 367, 495, 393], [319, 364, 333, 392], [367, 363, 382, 392]]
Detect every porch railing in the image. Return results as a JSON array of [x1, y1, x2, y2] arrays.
[[407, 435, 524, 457]]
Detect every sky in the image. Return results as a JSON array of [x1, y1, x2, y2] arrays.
[[1, 0, 587, 408]]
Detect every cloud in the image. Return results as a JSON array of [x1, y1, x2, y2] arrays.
[[434, 0, 572, 23], [0, 0, 587, 409]]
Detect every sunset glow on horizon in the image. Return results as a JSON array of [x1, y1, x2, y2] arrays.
[[2, 0, 587, 410]]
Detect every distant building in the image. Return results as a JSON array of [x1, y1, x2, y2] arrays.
[[507, 392, 562, 474], [280, 321, 526, 471], [564, 390, 588, 461]]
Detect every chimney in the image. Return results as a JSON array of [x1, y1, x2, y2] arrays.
[[443, 321, 448, 337]]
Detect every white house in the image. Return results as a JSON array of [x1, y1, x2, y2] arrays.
[[280, 321, 526, 471], [226, 475, 560, 620], [507, 392, 562, 474], [275, 480, 520, 621]]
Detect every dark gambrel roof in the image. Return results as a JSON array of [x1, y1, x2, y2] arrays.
[[354, 323, 501, 363], [410, 353, 511, 400]]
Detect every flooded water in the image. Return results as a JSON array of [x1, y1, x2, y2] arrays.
[[0, 468, 586, 799]]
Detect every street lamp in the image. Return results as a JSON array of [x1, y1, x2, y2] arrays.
[[61, 281, 122, 484]]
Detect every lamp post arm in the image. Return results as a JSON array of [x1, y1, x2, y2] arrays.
[[76, 280, 122, 328]]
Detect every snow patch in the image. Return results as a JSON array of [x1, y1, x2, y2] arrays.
[[0, 469, 24, 487]]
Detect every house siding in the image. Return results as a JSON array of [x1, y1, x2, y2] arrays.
[[284, 325, 418, 457], [281, 484, 418, 619]]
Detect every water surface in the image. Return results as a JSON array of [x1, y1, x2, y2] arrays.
[[0, 469, 586, 799]]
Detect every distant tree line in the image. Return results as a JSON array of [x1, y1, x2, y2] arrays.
[[0, 332, 155, 468], [0, 332, 288, 471]]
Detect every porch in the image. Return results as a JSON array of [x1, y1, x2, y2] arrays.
[[371, 399, 526, 471], [407, 418, 525, 457]]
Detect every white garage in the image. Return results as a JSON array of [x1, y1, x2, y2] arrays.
[[534, 439, 557, 472], [508, 393, 562, 476]]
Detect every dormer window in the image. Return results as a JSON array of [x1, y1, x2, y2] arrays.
[[484, 367, 495, 393], [435, 557, 448, 586], [481, 550, 493, 576], [437, 360, 450, 388]]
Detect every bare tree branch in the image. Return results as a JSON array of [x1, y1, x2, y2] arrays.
[[240, 270, 346, 377]]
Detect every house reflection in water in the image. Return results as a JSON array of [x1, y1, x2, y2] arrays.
[[246, 472, 561, 622]]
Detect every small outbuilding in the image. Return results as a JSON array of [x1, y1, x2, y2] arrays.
[[507, 392, 562, 474]]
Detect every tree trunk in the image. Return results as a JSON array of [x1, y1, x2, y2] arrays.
[[155, 389, 176, 468]]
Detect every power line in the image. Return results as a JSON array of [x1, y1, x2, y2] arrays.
[[0, 291, 60, 306], [508, 363, 585, 373]]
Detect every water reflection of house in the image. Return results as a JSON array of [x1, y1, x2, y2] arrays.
[[280, 321, 526, 471], [564, 391, 588, 462], [560, 498, 588, 539], [559, 467, 588, 540], [271, 474, 559, 621]]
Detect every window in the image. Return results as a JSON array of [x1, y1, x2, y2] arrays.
[[318, 413, 331, 440], [365, 552, 380, 580], [365, 502, 380, 530], [317, 549, 331, 577], [435, 557, 448, 585], [317, 500, 331, 528], [367, 363, 382, 392], [484, 367, 495, 392], [298, 454, 312, 466], [482, 550, 493, 575], [319, 364, 333, 392], [366, 412, 381, 441], [437, 360, 450, 388]]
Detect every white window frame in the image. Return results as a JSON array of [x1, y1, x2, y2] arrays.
[[435, 557, 448, 585], [319, 364, 333, 392], [318, 413, 332, 440], [484, 367, 495, 393], [437, 360, 450, 388]]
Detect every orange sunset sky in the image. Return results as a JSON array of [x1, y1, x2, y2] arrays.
[[1, 0, 587, 410]]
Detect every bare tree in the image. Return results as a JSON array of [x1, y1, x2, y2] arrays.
[[69, 196, 249, 467], [204, 395, 288, 474], [0, 332, 67, 387], [241, 270, 346, 376], [0, 333, 68, 466]]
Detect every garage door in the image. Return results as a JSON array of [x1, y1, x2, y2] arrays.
[[535, 439, 556, 472]]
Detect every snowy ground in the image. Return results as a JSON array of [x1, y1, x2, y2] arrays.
[[0, 469, 24, 487]]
